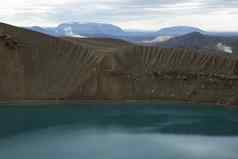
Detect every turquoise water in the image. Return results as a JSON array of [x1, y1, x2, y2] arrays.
[[0, 103, 238, 159]]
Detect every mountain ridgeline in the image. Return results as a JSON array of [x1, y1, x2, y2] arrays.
[[155, 32, 238, 54], [1, 22, 238, 105], [28, 23, 207, 42]]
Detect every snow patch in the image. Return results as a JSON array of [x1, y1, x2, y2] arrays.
[[216, 43, 233, 53], [143, 36, 172, 43], [63, 26, 86, 38], [71, 35, 87, 38], [63, 26, 73, 36]]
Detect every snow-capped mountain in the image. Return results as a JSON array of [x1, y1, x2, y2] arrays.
[[57, 22, 124, 36], [28, 22, 125, 38]]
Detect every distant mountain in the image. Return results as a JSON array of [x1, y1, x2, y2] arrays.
[[27, 23, 238, 46], [156, 26, 205, 36], [27, 23, 206, 42], [139, 26, 206, 44], [155, 32, 238, 54], [28, 22, 125, 38], [55, 22, 125, 37]]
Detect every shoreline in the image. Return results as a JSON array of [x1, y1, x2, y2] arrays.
[[0, 99, 237, 108]]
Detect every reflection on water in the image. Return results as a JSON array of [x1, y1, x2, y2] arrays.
[[0, 103, 238, 159], [0, 127, 238, 159]]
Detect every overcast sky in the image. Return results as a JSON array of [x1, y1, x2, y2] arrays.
[[0, 0, 238, 31]]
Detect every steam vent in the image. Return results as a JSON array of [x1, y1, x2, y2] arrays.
[[0, 22, 238, 105]]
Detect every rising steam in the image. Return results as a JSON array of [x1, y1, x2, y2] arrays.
[[216, 43, 233, 53]]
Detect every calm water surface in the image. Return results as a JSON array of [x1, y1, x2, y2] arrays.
[[0, 102, 238, 159]]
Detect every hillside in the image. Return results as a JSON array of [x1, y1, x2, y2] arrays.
[[1, 22, 238, 105], [0, 22, 102, 100], [155, 32, 238, 54]]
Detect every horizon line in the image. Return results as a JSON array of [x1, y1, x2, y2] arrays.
[[1, 21, 238, 33]]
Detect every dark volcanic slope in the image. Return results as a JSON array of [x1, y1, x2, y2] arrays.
[[0, 23, 102, 100], [115, 46, 238, 76], [76, 46, 238, 105], [1, 23, 238, 105]]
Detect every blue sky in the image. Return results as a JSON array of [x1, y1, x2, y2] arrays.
[[0, 0, 238, 31]]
